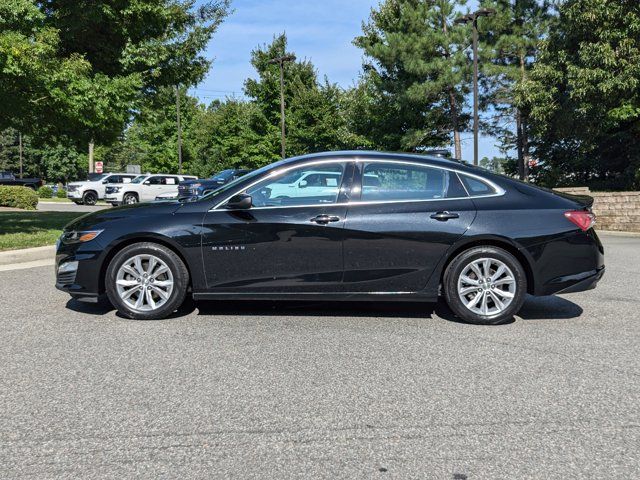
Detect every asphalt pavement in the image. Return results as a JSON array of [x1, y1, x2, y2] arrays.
[[0, 234, 638, 479]]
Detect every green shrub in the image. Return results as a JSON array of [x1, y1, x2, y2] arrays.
[[56, 188, 67, 198], [37, 186, 54, 198], [0, 186, 39, 210]]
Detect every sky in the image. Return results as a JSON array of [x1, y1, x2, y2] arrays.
[[193, 0, 499, 161]]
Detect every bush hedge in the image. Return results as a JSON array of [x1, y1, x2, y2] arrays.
[[56, 188, 67, 198], [0, 186, 39, 210], [38, 186, 54, 198]]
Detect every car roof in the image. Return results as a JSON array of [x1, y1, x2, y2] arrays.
[[279, 150, 470, 170]]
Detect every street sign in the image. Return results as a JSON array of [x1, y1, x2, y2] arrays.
[[95, 161, 103, 174]]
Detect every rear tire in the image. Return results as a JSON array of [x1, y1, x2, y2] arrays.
[[443, 246, 527, 325], [105, 242, 189, 320], [82, 191, 98, 206]]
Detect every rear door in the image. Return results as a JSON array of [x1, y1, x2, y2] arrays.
[[342, 160, 476, 293], [140, 176, 166, 201]]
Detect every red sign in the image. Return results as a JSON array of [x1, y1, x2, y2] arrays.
[[95, 161, 103, 174]]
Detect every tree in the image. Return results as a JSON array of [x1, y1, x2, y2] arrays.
[[353, 0, 471, 154], [519, 0, 640, 189], [0, 0, 230, 147], [479, 0, 555, 179]]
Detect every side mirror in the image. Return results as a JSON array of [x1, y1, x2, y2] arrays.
[[143, 180, 150, 185], [299, 180, 308, 188], [102, 179, 109, 184], [225, 193, 252, 210]]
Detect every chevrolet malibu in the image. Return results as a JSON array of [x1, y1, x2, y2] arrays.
[[55, 151, 604, 325]]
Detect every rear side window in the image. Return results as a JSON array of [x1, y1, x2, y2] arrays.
[[459, 174, 497, 196], [360, 163, 465, 202]]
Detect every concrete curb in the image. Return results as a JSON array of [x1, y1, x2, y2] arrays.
[[598, 230, 640, 237], [0, 245, 55, 266]]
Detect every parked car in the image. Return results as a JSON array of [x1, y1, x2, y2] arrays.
[[66, 173, 138, 205], [178, 169, 251, 200], [55, 151, 604, 324], [104, 174, 197, 206], [0, 171, 43, 190]]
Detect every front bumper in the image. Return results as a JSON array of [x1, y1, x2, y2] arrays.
[[55, 240, 104, 301], [104, 195, 121, 205], [67, 191, 82, 199]]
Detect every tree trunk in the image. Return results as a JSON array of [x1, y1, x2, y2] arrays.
[[517, 52, 529, 180], [88, 139, 94, 174], [449, 90, 462, 159]]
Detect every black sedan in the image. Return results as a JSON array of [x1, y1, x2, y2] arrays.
[[55, 151, 604, 325]]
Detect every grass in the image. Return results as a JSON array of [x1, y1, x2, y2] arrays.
[[0, 211, 84, 251]]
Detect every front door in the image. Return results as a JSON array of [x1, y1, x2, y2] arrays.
[[201, 161, 354, 293], [343, 160, 477, 293]]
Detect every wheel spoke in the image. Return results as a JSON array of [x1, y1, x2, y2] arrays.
[[154, 266, 169, 277], [147, 257, 157, 275], [489, 291, 505, 311], [466, 292, 483, 309], [122, 265, 139, 278], [490, 265, 506, 281], [153, 280, 172, 288], [116, 279, 138, 287], [470, 262, 483, 280], [133, 256, 145, 276], [151, 285, 169, 300], [145, 288, 156, 309], [493, 276, 515, 286], [134, 290, 145, 308], [460, 275, 479, 286], [460, 285, 479, 295], [481, 291, 489, 315], [121, 285, 140, 299], [483, 259, 492, 278], [493, 288, 514, 299]]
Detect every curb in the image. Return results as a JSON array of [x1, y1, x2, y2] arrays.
[[597, 230, 640, 237], [0, 245, 55, 266]]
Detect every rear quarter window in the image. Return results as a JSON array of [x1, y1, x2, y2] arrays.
[[459, 174, 498, 197]]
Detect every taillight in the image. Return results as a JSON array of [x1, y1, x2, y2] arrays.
[[564, 210, 596, 231]]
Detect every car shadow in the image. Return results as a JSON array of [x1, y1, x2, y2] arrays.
[[65, 294, 583, 323]]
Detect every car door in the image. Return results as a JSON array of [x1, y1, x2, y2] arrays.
[[159, 176, 179, 197], [140, 176, 165, 201], [201, 161, 354, 293], [342, 160, 477, 293]]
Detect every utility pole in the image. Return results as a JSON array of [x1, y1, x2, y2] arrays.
[[455, 8, 496, 166], [175, 85, 183, 174], [18, 132, 23, 179], [88, 139, 94, 174], [268, 54, 296, 159]]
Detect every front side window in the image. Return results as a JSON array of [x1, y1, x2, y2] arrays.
[[359, 162, 464, 202], [146, 176, 164, 185], [246, 163, 346, 208]]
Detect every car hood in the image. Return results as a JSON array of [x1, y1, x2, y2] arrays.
[[64, 202, 183, 231], [180, 179, 205, 186]]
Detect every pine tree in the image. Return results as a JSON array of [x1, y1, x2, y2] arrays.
[[353, 0, 471, 155], [479, 0, 554, 179]]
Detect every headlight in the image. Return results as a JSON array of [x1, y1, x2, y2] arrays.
[[107, 187, 121, 193], [191, 183, 202, 189], [61, 230, 103, 244]]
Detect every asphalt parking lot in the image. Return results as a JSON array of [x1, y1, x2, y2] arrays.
[[1, 233, 638, 479]]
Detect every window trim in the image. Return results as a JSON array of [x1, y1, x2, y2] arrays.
[[211, 158, 504, 211]]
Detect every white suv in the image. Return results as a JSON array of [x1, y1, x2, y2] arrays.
[[66, 173, 138, 205], [104, 174, 197, 206]]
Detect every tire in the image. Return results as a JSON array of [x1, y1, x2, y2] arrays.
[[105, 242, 189, 320], [110, 202, 119, 207], [82, 191, 98, 206], [443, 246, 527, 325], [73, 200, 83, 205], [123, 193, 138, 205]]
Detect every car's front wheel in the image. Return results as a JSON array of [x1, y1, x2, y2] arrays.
[[123, 193, 138, 205], [443, 246, 527, 325], [82, 191, 98, 206], [105, 243, 189, 320]]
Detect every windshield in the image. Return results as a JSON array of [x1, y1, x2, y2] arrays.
[[131, 175, 148, 184], [211, 169, 235, 181], [86, 173, 108, 182]]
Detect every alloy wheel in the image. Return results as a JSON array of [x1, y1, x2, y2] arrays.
[[457, 257, 516, 316], [115, 254, 174, 312]]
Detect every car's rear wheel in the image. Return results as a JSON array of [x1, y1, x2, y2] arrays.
[[443, 246, 527, 325], [105, 243, 189, 320], [82, 191, 98, 206], [123, 193, 138, 205]]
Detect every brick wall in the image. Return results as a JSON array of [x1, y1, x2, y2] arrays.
[[554, 188, 640, 232]]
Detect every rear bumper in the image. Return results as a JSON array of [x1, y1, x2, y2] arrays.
[[545, 266, 605, 295]]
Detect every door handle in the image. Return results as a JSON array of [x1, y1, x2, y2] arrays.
[[430, 211, 460, 221], [310, 214, 340, 224]]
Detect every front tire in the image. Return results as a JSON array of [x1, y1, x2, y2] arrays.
[[105, 242, 189, 320], [443, 246, 527, 325], [82, 191, 98, 206], [123, 193, 138, 205]]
